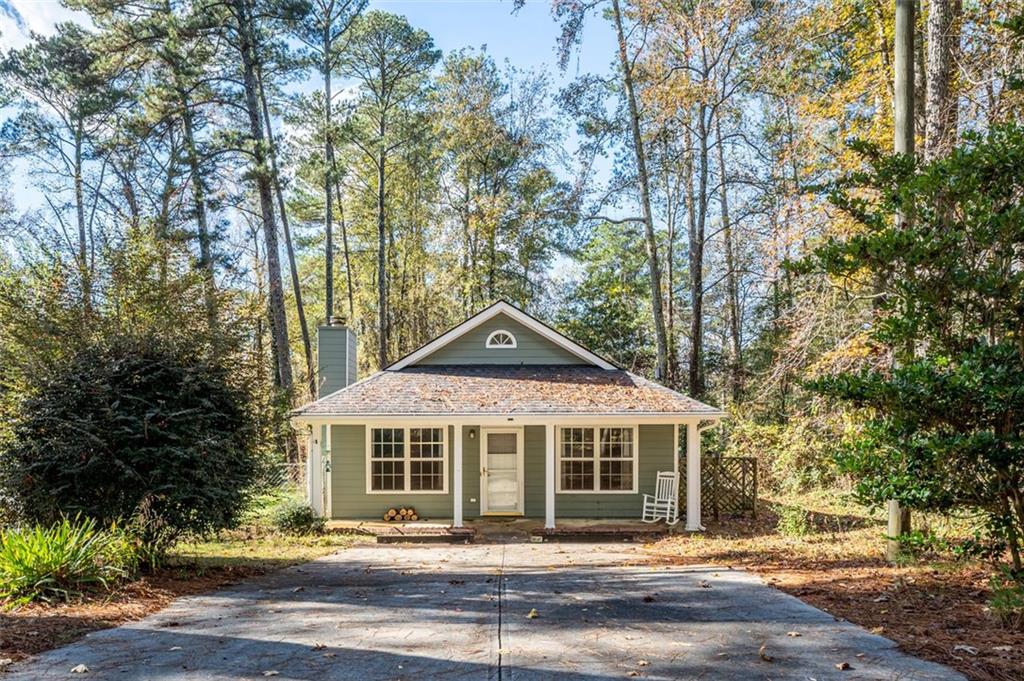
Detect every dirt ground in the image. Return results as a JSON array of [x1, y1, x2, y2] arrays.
[[647, 503, 1023, 681], [0, 564, 265, 667], [0, 531, 359, 669]]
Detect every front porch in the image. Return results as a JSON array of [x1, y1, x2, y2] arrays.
[[306, 418, 713, 531], [325, 517, 676, 543]]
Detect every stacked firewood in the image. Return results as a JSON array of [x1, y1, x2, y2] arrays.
[[383, 506, 419, 522]]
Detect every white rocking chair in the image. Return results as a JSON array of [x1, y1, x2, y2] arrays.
[[641, 471, 680, 525]]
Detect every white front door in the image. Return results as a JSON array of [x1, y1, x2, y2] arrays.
[[481, 428, 524, 515]]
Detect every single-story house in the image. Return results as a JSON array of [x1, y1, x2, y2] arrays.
[[292, 301, 723, 530]]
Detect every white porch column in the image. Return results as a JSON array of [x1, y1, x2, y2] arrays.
[[453, 425, 464, 528], [686, 421, 703, 531], [308, 428, 324, 517], [545, 424, 556, 529]]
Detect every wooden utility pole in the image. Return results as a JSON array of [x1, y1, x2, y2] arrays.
[[887, 0, 915, 562]]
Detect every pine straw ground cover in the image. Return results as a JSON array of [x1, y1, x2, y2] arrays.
[[646, 492, 1023, 681], [0, 531, 359, 668]]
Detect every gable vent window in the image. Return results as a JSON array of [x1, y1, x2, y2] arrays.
[[485, 330, 517, 349]]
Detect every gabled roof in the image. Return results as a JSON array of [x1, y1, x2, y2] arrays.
[[294, 365, 724, 418], [387, 301, 617, 371]]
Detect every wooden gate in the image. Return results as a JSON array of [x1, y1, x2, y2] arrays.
[[699, 456, 758, 519]]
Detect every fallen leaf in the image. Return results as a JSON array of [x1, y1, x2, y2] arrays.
[[312, 643, 327, 650], [637, 659, 649, 666], [952, 645, 978, 656], [992, 645, 1013, 652], [786, 631, 801, 637], [759, 644, 774, 662], [699, 580, 712, 589], [263, 671, 280, 677], [292, 586, 305, 593], [642, 594, 657, 603], [526, 608, 539, 619], [626, 672, 640, 678], [835, 662, 851, 671], [70, 665, 89, 674], [497, 648, 510, 655]]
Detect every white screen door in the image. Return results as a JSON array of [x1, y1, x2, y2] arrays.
[[482, 429, 523, 514]]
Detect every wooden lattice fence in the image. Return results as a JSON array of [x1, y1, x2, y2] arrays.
[[682, 455, 758, 519]]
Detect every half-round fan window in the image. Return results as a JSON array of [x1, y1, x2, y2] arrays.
[[485, 330, 517, 349]]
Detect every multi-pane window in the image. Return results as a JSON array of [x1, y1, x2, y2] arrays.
[[558, 427, 636, 492], [370, 428, 405, 491], [368, 427, 447, 493], [410, 428, 445, 491]]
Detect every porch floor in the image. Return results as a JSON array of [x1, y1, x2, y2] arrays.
[[325, 517, 676, 543]]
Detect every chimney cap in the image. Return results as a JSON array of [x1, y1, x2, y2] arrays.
[[328, 315, 347, 327]]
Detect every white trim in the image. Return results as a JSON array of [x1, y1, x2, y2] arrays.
[[325, 424, 333, 516], [479, 427, 525, 515], [555, 425, 639, 494], [686, 421, 703, 531], [545, 424, 555, 529], [364, 424, 450, 495], [307, 428, 322, 516], [485, 329, 517, 349], [387, 301, 616, 370]]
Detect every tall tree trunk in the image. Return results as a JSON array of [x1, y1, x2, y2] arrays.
[[715, 118, 742, 403], [611, 0, 669, 382], [331, 171, 355, 319], [376, 138, 388, 369], [257, 63, 315, 398], [73, 125, 91, 314], [887, 0, 917, 553], [180, 93, 218, 326], [689, 102, 710, 398], [234, 0, 294, 400], [323, 30, 335, 322], [924, 0, 961, 161]]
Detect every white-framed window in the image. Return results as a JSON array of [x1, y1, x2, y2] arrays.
[[556, 426, 637, 493], [366, 426, 448, 494], [485, 329, 517, 348]]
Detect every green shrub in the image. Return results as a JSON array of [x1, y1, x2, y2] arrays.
[[990, 569, 1024, 631], [2, 334, 265, 556], [272, 500, 325, 535], [0, 516, 136, 606], [776, 505, 813, 537]]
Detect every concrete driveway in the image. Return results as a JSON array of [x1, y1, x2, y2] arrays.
[[6, 543, 963, 680]]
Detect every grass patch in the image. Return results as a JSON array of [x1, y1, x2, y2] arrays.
[[168, 531, 359, 572]]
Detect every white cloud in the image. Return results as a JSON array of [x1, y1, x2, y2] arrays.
[[0, 0, 89, 50]]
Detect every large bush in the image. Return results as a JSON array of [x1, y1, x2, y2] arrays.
[[3, 333, 264, 552], [801, 125, 1024, 578]]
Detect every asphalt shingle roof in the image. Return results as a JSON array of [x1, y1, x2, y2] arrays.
[[294, 365, 722, 417]]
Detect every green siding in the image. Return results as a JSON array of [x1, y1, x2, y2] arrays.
[[415, 313, 586, 366], [329, 423, 676, 520], [523, 426, 546, 517], [329, 425, 454, 520], [554, 424, 676, 518], [461, 426, 480, 517]]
